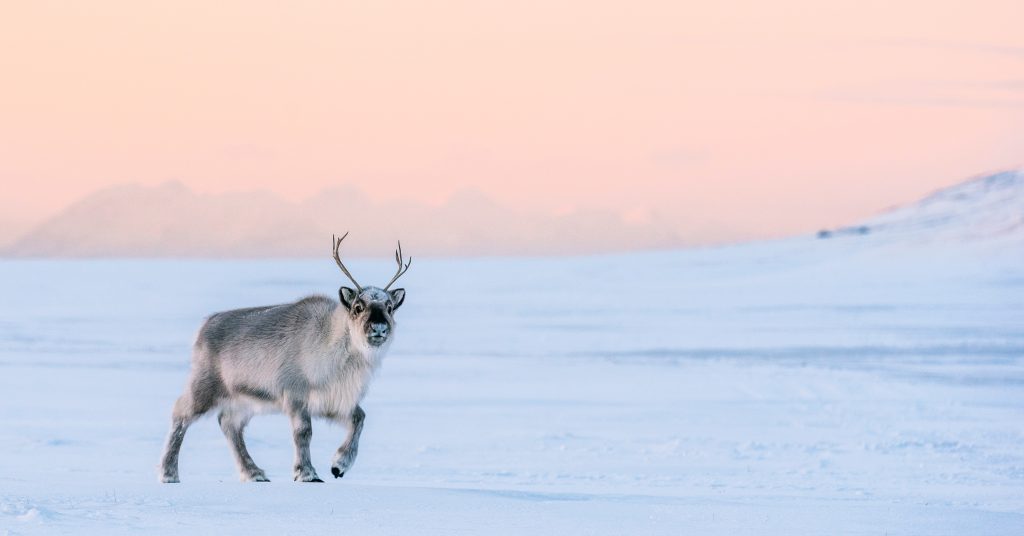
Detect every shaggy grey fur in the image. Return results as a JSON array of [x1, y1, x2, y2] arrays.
[[159, 286, 405, 483]]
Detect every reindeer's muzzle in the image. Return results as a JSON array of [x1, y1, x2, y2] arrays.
[[367, 323, 389, 346]]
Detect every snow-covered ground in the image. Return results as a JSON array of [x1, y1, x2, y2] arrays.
[[2, 174, 1024, 534]]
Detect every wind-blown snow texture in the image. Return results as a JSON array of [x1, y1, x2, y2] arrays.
[[2, 172, 1024, 535]]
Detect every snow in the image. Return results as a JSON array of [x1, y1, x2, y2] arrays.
[[2, 174, 1024, 534], [824, 169, 1024, 244]]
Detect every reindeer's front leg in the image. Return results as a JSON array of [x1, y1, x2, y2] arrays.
[[330, 405, 365, 478], [286, 399, 323, 483]]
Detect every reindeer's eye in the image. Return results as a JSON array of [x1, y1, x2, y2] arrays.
[[352, 303, 364, 314], [386, 304, 393, 314]]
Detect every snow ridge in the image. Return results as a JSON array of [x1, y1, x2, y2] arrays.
[[819, 169, 1024, 243]]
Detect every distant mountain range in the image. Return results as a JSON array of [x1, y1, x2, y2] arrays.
[[4, 169, 1020, 257], [1, 182, 686, 257]]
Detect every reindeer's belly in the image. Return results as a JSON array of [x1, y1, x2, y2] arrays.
[[219, 350, 377, 418], [221, 390, 282, 416]]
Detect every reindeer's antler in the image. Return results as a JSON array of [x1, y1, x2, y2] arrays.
[[332, 233, 362, 291], [383, 240, 412, 290]]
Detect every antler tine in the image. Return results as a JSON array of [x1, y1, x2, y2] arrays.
[[331, 232, 362, 291], [384, 240, 412, 290]]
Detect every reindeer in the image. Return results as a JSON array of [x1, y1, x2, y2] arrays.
[[159, 233, 410, 483]]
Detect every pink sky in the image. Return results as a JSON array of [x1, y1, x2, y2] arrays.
[[1, 1, 1022, 242]]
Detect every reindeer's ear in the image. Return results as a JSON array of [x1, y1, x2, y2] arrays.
[[389, 288, 406, 310], [339, 287, 358, 310]]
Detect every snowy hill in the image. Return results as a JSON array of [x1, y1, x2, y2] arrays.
[[817, 169, 1024, 243]]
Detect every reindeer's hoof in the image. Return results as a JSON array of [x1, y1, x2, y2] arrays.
[[160, 475, 180, 484], [331, 467, 344, 479], [243, 471, 270, 482], [294, 470, 323, 483]]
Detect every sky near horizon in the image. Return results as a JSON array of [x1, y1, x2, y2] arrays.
[[1, 1, 1022, 242]]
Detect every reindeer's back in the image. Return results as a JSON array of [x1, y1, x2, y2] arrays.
[[196, 295, 336, 357]]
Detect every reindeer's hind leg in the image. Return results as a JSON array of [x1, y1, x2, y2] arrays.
[[218, 407, 269, 482], [158, 369, 223, 483]]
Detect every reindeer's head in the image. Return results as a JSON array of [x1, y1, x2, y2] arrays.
[[332, 233, 410, 347]]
